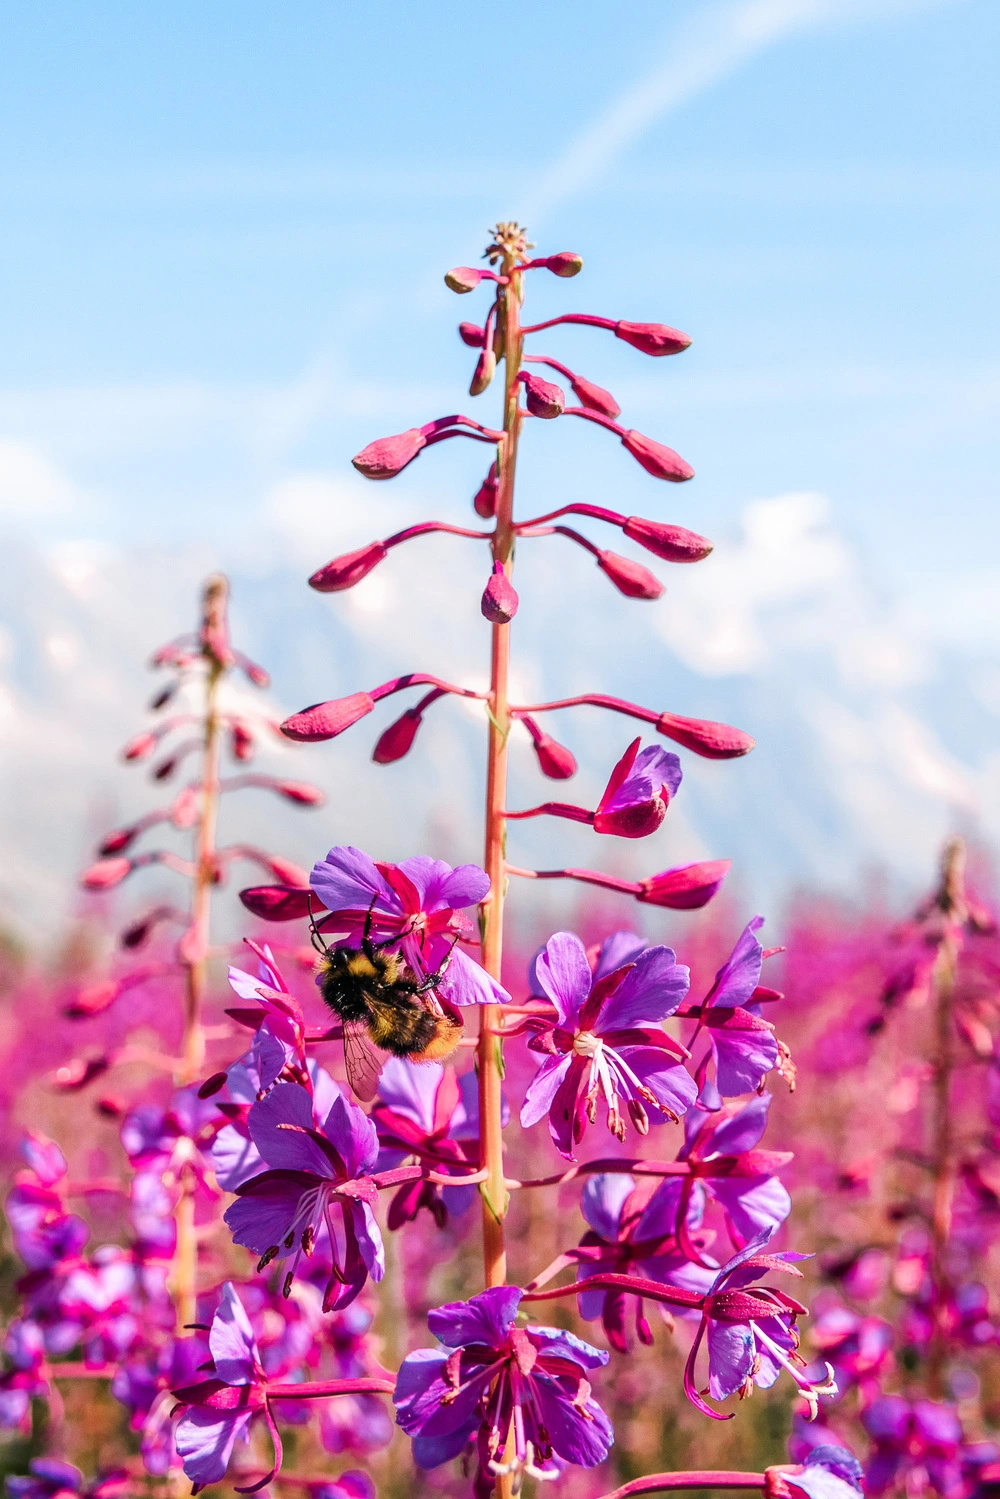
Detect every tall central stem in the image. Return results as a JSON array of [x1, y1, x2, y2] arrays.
[[172, 579, 226, 1334], [478, 255, 523, 1291]]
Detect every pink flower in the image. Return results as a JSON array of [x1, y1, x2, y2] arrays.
[[593, 739, 681, 837]]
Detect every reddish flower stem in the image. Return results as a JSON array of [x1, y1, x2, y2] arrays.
[[510, 691, 658, 726], [518, 524, 603, 561], [515, 502, 625, 530], [384, 520, 492, 547], [520, 1272, 704, 1310], [503, 802, 594, 825], [520, 313, 616, 335], [266, 1378, 395, 1400], [505, 864, 642, 895], [598, 1474, 767, 1499], [369, 672, 487, 704], [507, 1159, 691, 1190]]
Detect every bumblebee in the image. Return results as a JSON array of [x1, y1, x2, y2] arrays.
[[313, 903, 462, 1101]]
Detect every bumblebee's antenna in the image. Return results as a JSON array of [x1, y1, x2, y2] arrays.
[[306, 893, 331, 957]]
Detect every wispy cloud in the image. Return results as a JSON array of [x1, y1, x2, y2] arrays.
[[525, 0, 962, 220]]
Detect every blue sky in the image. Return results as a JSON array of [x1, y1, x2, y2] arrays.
[[1, 0, 998, 923]]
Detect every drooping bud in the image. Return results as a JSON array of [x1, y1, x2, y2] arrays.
[[352, 428, 426, 480], [120, 915, 155, 949], [274, 780, 326, 806], [518, 371, 565, 419], [198, 1071, 229, 1100], [623, 517, 713, 563], [470, 347, 496, 397], [266, 855, 311, 887], [149, 683, 176, 711], [458, 321, 486, 348], [543, 251, 583, 277], [568, 374, 620, 419], [153, 755, 178, 781], [240, 657, 270, 688], [239, 884, 316, 921], [445, 266, 488, 294], [621, 430, 694, 482], [637, 859, 731, 909], [615, 320, 692, 356], [81, 857, 133, 891], [473, 463, 499, 518], [373, 709, 423, 765], [281, 691, 375, 742], [99, 826, 139, 857], [230, 721, 255, 762], [481, 561, 519, 624], [309, 540, 388, 593], [121, 732, 157, 762], [521, 715, 578, 779], [596, 550, 664, 600], [657, 711, 755, 759]]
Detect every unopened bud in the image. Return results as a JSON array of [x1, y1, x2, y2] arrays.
[[55, 1057, 110, 1091], [623, 517, 713, 563], [120, 916, 154, 949], [444, 265, 486, 294], [615, 320, 692, 357], [241, 659, 270, 689], [637, 859, 731, 910], [519, 371, 564, 419], [153, 755, 177, 781], [458, 321, 486, 348], [282, 691, 375, 742], [230, 721, 255, 762], [96, 1095, 125, 1119], [198, 1071, 228, 1100], [470, 347, 496, 397], [309, 540, 388, 593], [543, 251, 583, 277], [240, 884, 315, 921], [481, 561, 519, 624], [596, 550, 664, 600], [171, 787, 200, 828], [473, 463, 499, 519], [275, 780, 326, 806], [569, 374, 620, 420], [149, 683, 176, 711], [65, 981, 118, 1019], [621, 429, 694, 482], [657, 711, 754, 759], [352, 428, 426, 481], [100, 827, 138, 857], [373, 709, 423, 765], [266, 855, 311, 887], [121, 732, 157, 762], [532, 733, 577, 780], [81, 857, 132, 891]]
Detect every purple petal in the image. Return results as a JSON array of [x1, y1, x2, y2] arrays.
[[710, 1226, 777, 1290], [596, 945, 689, 1031], [310, 846, 397, 917], [634, 1177, 687, 1241], [520, 1054, 572, 1129], [348, 1200, 385, 1282], [593, 930, 648, 979], [710, 1176, 791, 1241], [175, 1407, 253, 1489], [248, 1085, 333, 1176], [533, 932, 591, 1026], [709, 917, 765, 1009], [309, 1062, 342, 1120], [437, 945, 510, 1007], [528, 1324, 609, 1371], [620, 1048, 697, 1118], [707, 1318, 757, 1400], [532, 1377, 614, 1466], [787, 1472, 863, 1499], [639, 1249, 718, 1300], [576, 1258, 617, 1321], [580, 1173, 634, 1240], [709, 1020, 779, 1097], [427, 1286, 522, 1349], [208, 1283, 258, 1386], [397, 856, 490, 911], [20, 1135, 67, 1188], [450, 1068, 509, 1138], [321, 1093, 379, 1178], [227, 964, 268, 1003], [211, 1126, 263, 1193], [377, 1058, 441, 1133], [707, 1094, 772, 1156], [602, 746, 682, 814], [224, 1178, 308, 1256]]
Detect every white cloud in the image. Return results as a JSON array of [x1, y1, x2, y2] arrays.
[[0, 437, 82, 518]]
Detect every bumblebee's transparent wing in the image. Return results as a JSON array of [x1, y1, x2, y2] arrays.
[[342, 1018, 383, 1102]]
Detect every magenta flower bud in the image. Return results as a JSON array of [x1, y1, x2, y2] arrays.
[[309, 540, 388, 593], [239, 884, 316, 921], [543, 251, 583, 277], [55, 1057, 110, 1090], [519, 371, 565, 419], [100, 826, 139, 857], [149, 683, 176, 711], [444, 265, 487, 293], [352, 427, 426, 480], [81, 857, 132, 891], [481, 561, 519, 624], [596, 549, 664, 600], [274, 779, 326, 806], [153, 754, 178, 781], [568, 373, 620, 419], [615, 320, 692, 356], [473, 462, 499, 518], [657, 711, 755, 759], [469, 347, 496, 397], [120, 915, 155, 949], [623, 516, 713, 563], [458, 321, 486, 347], [621, 430, 694, 482], [373, 708, 423, 765], [230, 721, 254, 762], [281, 691, 376, 742], [637, 859, 731, 909], [65, 981, 118, 1019], [520, 716, 578, 779], [121, 731, 157, 762], [241, 658, 270, 688], [267, 855, 311, 886]]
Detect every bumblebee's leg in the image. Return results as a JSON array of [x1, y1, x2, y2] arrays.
[[307, 893, 331, 957], [361, 897, 380, 961], [414, 932, 461, 994]]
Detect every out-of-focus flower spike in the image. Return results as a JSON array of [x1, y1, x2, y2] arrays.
[[637, 860, 732, 909], [518, 370, 565, 418], [519, 714, 578, 779], [310, 540, 388, 592], [234, 651, 270, 689], [230, 720, 255, 762], [54, 1056, 111, 1090], [149, 635, 195, 668], [444, 265, 503, 293], [458, 320, 486, 347], [121, 731, 159, 762], [273, 779, 325, 806], [81, 857, 133, 891], [65, 963, 174, 1018], [149, 682, 177, 711], [473, 462, 499, 518], [481, 561, 519, 624], [623, 517, 714, 563], [199, 574, 236, 668], [119, 904, 187, 949], [170, 786, 200, 828], [657, 711, 755, 759], [596, 550, 664, 600], [99, 825, 141, 857]]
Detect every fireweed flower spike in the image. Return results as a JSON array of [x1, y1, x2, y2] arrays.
[[520, 931, 696, 1158], [393, 1286, 613, 1481], [223, 1082, 385, 1311]]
